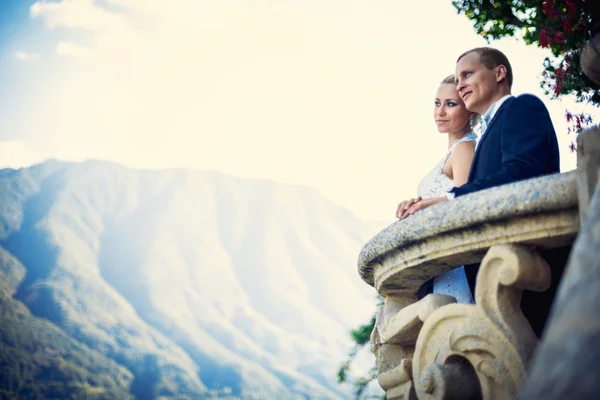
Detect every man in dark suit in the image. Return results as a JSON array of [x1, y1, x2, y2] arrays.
[[409, 47, 563, 336], [450, 47, 560, 196]]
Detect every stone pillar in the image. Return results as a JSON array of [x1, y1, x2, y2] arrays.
[[520, 128, 600, 399], [581, 33, 600, 85], [576, 126, 600, 223]]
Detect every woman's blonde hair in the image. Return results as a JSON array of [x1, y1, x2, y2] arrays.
[[440, 74, 457, 85]]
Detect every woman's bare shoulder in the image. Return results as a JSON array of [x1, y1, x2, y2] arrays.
[[450, 140, 475, 159]]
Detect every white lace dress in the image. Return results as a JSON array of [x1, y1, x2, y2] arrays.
[[416, 132, 477, 304]]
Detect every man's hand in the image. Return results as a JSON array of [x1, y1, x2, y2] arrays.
[[396, 196, 422, 219], [400, 196, 447, 220]]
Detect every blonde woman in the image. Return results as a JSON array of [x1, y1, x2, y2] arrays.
[[396, 75, 478, 303]]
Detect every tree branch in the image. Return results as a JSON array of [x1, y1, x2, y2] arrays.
[[481, 0, 533, 28]]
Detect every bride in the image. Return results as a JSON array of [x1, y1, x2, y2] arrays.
[[395, 74, 478, 303]]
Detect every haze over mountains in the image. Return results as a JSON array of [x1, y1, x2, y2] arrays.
[[0, 160, 382, 399]]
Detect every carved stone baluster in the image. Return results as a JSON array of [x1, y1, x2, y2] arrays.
[[373, 294, 456, 399], [411, 244, 550, 400]]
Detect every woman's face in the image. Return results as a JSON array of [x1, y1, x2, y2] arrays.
[[433, 83, 471, 134]]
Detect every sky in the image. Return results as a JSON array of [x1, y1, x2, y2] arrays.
[[0, 0, 598, 222]]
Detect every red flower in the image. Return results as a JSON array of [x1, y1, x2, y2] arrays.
[[542, 1, 550, 15], [565, 0, 578, 17], [562, 19, 573, 34], [566, 111, 573, 122], [554, 31, 565, 44], [569, 143, 576, 153], [542, 0, 558, 20], [555, 68, 564, 85], [539, 28, 551, 48], [564, 55, 573, 69], [554, 84, 562, 95]]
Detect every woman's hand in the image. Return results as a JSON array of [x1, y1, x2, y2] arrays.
[[401, 196, 447, 219], [396, 196, 422, 219]]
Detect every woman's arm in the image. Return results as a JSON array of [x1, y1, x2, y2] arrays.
[[449, 141, 475, 187], [400, 141, 475, 220]]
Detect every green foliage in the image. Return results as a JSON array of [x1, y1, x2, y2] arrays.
[[0, 247, 135, 400], [338, 310, 383, 399], [338, 315, 376, 382], [0, 291, 135, 399], [452, 0, 600, 105], [350, 316, 376, 346]]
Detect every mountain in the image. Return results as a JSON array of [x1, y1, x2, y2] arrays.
[[0, 160, 380, 399]]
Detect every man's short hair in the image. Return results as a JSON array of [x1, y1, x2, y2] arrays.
[[440, 74, 456, 85], [457, 47, 513, 89]]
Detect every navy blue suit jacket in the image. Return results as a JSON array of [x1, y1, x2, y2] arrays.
[[449, 94, 560, 197]]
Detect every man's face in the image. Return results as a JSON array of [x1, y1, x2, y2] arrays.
[[455, 52, 500, 115]]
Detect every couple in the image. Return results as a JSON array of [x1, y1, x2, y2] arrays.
[[396, 47, 561, 332]]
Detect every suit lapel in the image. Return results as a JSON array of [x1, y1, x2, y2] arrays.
[[468, 97, 514, 182]]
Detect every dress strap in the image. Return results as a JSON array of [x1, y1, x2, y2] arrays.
[[444, 132, 478, 163], [449, 132, 478, 151]]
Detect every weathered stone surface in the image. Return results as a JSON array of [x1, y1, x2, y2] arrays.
[[358, 172, 579, 294], [520, 176, 600, 399], [360, 171, 583, 399], [371, 295, 419, 400], [377, 294, 456, 345], [371, 294, 455, 399], [412, 245, 548, 400], [376, 357, 415, 400], [576, 125, 600, 222], [581, 33, 600, 85]]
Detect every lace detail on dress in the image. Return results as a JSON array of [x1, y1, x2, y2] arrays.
[[416, 132, 477, 199], [414, 132, 478, 304]]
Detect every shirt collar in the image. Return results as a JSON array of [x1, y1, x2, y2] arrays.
[[483, 94, 513, 125]]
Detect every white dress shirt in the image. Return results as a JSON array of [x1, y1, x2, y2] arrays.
[[475, 94, 513, 150]]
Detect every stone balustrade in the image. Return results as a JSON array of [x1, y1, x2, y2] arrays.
[[358, 126, 600, 399]]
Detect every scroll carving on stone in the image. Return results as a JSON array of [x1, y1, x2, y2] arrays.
[[372, 294, 456, 399], [411, 244, 551, 400]]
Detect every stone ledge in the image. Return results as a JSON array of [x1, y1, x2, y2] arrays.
[[358, 171, 579, 292]]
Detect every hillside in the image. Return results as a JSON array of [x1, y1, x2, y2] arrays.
[[0, 160, 380, 399]]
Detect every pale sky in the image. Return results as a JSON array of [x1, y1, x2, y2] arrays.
[[0, 0, 597, 222]]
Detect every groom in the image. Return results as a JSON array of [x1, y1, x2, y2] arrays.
[[409, 47, 563, 336], [450, 47, 560, 196]]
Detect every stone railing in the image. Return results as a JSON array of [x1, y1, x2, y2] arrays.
[[358, 126, 600, 399]]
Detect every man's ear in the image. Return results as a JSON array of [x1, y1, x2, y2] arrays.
[[496, 65, 507, 83]]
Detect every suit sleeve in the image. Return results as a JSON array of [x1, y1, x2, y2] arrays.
[[449, 95, 554, 197]]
